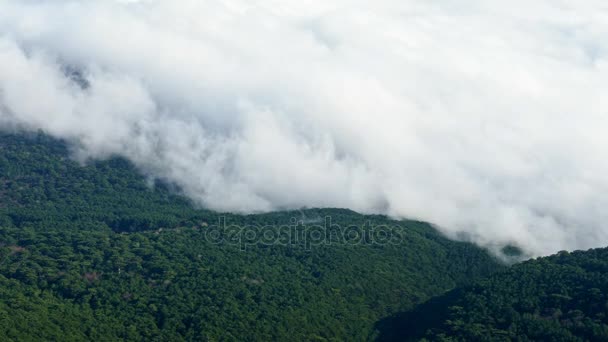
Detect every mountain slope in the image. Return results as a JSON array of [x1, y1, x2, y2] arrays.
[[376, 247, 608, 341], [0, 132, 503, 341]]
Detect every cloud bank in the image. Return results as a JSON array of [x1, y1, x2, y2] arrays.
[[0, 0, 607, 256]]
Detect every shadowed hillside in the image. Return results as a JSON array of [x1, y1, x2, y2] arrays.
[[375, 248, 608, 341]]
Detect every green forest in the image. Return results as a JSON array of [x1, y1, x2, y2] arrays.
[[0, 132, 606, 341], [0, 132, 501, 340], [377, 247, 608, 341]]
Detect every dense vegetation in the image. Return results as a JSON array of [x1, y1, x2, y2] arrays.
[[0, 132, 503, 341], [377, 248, 608, 341]]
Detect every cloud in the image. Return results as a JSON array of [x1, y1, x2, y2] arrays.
[[0, 0, 607, 256]]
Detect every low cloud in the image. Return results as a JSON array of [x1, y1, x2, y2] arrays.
[[0, 0, 607, 256]]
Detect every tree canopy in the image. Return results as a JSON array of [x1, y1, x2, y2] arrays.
[[377, 248, 608, 341], [0, 132, 503, 341]]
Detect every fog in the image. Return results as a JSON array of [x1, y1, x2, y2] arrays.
[[1, 0, 607, 256]]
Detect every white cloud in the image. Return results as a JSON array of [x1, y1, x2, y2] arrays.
[[0, 0, 607, 256]]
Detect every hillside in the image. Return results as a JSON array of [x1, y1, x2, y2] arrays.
[[377, 248, 608, 341], [0, 132, 503, 341]]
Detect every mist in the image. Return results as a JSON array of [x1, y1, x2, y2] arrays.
[[0, 0, 607, 256]]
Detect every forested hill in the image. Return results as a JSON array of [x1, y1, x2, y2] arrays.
[[0, 132, 503, 341], [377, 247, 608, 341]]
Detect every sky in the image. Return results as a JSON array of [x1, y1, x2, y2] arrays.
[[0, 0, 607, 256]]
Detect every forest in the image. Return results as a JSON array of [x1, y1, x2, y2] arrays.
[[377, 248, 608, 341], [0, 132, 606, 341], [0, 132, 502, 341]]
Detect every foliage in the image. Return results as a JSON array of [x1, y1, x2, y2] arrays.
[[0, 132, 503, 341], [377, 248, 608, 341]]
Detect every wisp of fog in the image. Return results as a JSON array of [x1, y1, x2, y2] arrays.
[[0, 0, 607, 256]]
